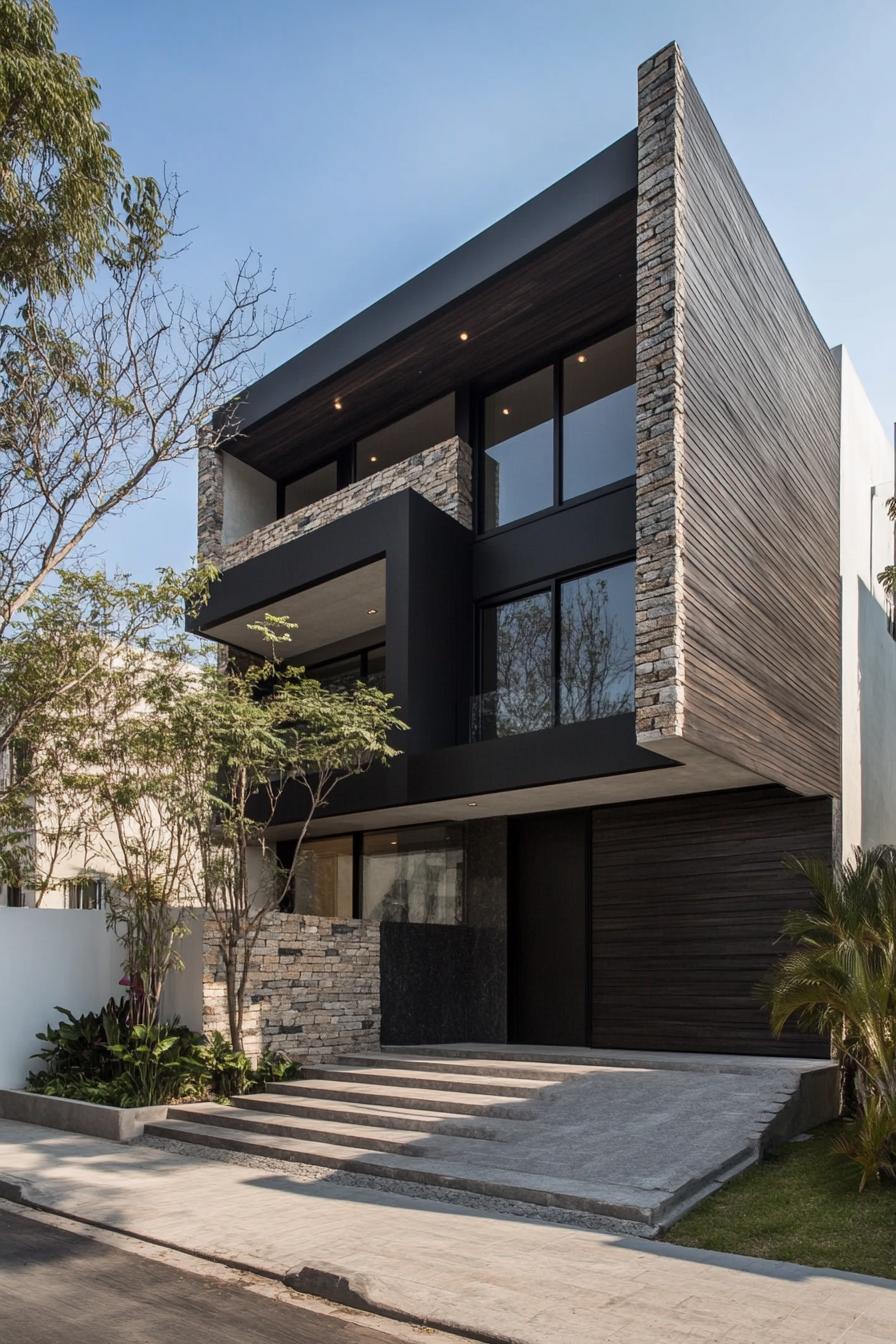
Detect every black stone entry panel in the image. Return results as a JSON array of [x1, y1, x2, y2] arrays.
[[591, 786, 833, 1057], [379, 923, 506, 1045]]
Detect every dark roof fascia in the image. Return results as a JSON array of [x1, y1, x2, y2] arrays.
[[221, 128, 638, 438]]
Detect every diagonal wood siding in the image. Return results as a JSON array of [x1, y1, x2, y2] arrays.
[[592, 786, 832, 1057]]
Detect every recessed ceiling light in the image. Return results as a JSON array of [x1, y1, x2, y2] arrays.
[[369, 454, 378, 463], [367, 607, 378, 615], [466, 801, 478, 808], [334, 398, 343, 410], [390, 839, 398, 846], [459, 331, 469, 342], [501, 407, 510, 416], [576, 354, 587, 364]]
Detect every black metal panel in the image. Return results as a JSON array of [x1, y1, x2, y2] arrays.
[[409, 714, 670, 805], [380, 923, 507, 1045], [509, 809, 591, 1046], [472, 484, 635, 602]]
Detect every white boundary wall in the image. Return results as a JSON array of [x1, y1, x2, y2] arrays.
[[0, 908, 204, 1089]]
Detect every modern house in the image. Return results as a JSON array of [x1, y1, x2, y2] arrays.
[[193, 43, 896, 1059]]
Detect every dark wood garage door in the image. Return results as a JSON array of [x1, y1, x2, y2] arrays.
[[592, 786, 832, 1057]]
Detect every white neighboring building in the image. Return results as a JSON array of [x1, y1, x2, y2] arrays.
[[837, 346, 896, 856]]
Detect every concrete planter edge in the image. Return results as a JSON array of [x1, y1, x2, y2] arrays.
[[0, 1088, 168, 1142]]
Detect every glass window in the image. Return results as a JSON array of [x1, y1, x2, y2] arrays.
[[306, 644, 385, 691], [559, 562, 635, 724], [482, 367, 554, 529], [291, 836, 354, 917], [65, 879, 105, 910], [477, 590, 552, 739], [562, 327, 636, 501], [283, 459, 339, 514], [309, 653, 363, 692], [362, 824, 463, 924], [357, 394, 455, 480], [366, 644, 386, 690]]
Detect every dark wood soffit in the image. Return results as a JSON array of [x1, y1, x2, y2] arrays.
[[229, 196, 636, 478]]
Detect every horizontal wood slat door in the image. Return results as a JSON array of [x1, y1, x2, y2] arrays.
[[591, 787, 832, 1057]]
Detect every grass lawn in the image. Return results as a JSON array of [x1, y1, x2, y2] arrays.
[[663, 1121, 896, 1280]]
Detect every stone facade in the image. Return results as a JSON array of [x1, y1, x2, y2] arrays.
[[634, 42, 686, 745], [197, 431, 224, 567], [203, 914, 380, 1063], [207, 436, 472, 572]]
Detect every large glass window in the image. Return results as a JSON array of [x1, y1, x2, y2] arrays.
[[286, 836, 354, 917], [479, 326, 635, 531], [356, 394, 455, 480], [283, 459, 339, 514], [481, 367, 554, 529], [306, 644, 385, 691], [361, 824, 463, 924], [562, 328, 636, 501], [475, 560, 634, 739], [559, 563, 635, 723], [477, 590, 552, 739]]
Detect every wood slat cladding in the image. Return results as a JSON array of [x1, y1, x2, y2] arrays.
[[634, 45, 840, 799], [591, 786, 832, 1057], [230, 199, 636, 477]]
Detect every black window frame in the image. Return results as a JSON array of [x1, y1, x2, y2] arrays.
[[476, 556, 636, 731], [275, 392, 463, 520], [474, 319, 636, 536], [305, 641, 385, 685]]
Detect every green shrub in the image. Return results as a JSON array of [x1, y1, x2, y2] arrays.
[[252, 1048, 299, 1086], [28, 1003, 207, 1107], [199, 1032, 252, 1096], [27, 1005, 301, 1106], [30, 998, 130, 1083]]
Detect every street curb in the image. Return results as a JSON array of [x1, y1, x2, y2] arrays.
[[0, 1171, 515, 1344]]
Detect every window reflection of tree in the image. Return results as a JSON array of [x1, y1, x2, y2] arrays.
[[560, 572, 634, 724], [492, 592, 552, 737]]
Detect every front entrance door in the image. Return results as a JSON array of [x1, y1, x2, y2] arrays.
[[508, 810, 590, 1045]]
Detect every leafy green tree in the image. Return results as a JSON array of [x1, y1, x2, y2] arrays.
[[0, 1, 292, 885], [175, 618, 406, 1053], [765, 847, 896, 1188], [0, 566, 211, 894], [0, 0, 123, 297], [43, 589, 406, 1052], [42, 568, 214, 1023]]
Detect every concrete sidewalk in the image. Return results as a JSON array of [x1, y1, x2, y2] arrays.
[[1, 1119, 895, 1344]]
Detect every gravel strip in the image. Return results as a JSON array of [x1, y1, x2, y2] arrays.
[[140, 1134, 652, 1237]]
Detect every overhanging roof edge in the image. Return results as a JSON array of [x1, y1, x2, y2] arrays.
[[224, 128, 638, 438]]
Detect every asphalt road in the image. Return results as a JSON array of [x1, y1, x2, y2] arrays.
[[0, 1207, 413, 1344]]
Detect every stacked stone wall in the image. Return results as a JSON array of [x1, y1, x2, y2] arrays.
[[634, 43, 687, 744], [203, 914, 380, 1063], [205, 436, 472, 571]]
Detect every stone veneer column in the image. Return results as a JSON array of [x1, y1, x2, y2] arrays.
[[197, 433, 224, 567], [634, 42, 686, 744]]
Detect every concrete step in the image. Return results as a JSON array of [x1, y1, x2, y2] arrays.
[[301, 1064, 548, 1098], [264, 1078, 537, 1119], [141, 1118, 656, 1225], [231, 1092, 510, 1139], [337, 1052, 600, 1082], [165, 1102, 489, 1156]]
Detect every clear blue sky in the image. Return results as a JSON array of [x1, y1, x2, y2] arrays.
[[57, 0, 896, 580]]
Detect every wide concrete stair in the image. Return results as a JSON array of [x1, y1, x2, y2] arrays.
[[144, 1051, 639, 1221], [143, 1047, 839, 1235]]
